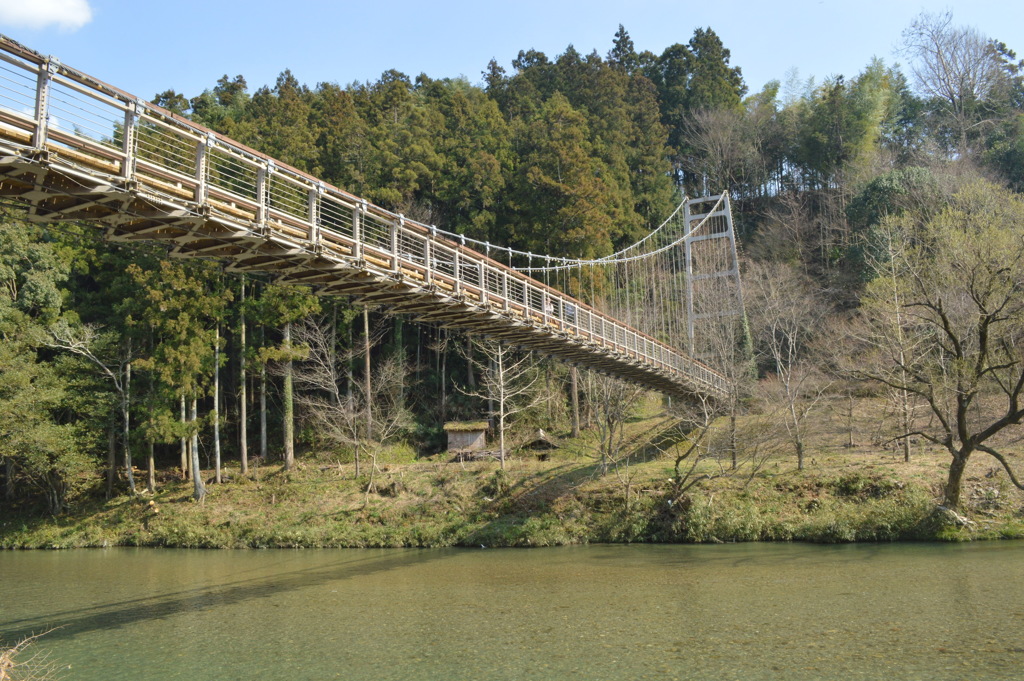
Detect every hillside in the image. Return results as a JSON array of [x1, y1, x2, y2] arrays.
[[2, 16, 1023, 525], [4, 395, 1023, 549]]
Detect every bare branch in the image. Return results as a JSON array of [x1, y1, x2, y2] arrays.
[[976, 444, 1024, 492]]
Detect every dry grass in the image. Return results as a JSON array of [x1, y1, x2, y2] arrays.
[[3, 393, 1024, 548], [0, 630, 61, 681]]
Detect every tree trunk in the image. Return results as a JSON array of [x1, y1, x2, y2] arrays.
[[600, 397, 615, 478], [487, 357, 496, 431], [283, 320, 294, 471], [497, 351, 505, 470], [260, 362, 268, 461], [729, 410, 738, 471], [4, 457, 14, 500], [545, 364, 552, 425], [788, 388, 805, 470], [330, 302, 340, 407], [892, 281, 913, 461], [346, 319, 354, 411], [394, 317, 405, 403], [498, 411, 506, 471], [571, 367, 580, 438], [180, 394, 188, 479], [416, 325, 421, 389], [440, 329, 447, 424], [363, 306, 372, 442], [190, 396, 206, 501], [583, 372, 593, 430], [239, 279, 248, 475], [146, 440, 155, 494], [846, 391, 855, 449], [214, 325, 222, 483], [46, 484, 63, 516], [943, 450, 971, 509], [900, 388, 913, 462], [106, 426, 116, 499], [123, 362, 135, 496], [465, 336, 475, 390]]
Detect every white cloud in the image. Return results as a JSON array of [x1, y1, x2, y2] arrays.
[[0, 0, 93, 32]]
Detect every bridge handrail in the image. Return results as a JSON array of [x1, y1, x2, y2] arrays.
[[0, 34, 729, 398]]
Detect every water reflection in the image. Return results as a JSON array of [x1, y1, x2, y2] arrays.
[[3, 543, 1024, 681], [2, 548, 451, 641]]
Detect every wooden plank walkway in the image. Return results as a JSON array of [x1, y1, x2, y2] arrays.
[[0, 35, 728, 402]]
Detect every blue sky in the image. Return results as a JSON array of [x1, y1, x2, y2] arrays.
[[1, 0, 1021, 103]]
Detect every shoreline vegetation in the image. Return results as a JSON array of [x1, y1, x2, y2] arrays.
[[4, 401, 1023, 550]]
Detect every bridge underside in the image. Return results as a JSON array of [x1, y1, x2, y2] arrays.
[[0, 139, 723, 402]]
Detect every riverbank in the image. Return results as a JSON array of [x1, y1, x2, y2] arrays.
[[4, 434, 1023, 549]]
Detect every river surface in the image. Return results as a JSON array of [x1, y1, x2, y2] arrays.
[[2, 542, 1023, 680]]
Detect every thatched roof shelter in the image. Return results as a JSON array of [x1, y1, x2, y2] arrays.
[[443, 421, 489, 452], [522, 428, 560, 451], [443, 421, 490, 433]]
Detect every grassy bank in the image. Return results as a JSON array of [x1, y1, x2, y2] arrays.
[[4, 429, 1024, 549]]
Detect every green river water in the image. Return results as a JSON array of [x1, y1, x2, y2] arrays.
[[2, 542, 1023, 680]]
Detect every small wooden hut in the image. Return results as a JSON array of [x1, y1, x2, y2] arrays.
[[522, 428, 561, 461], [444, 421, 489, 453]]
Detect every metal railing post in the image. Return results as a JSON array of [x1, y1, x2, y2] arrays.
[[308, 182, 323, 247], [479, 260, 487, 306], [255, 161, 270, 228], [352, 201, 364, 260], [391, 215, 402, 273], [121, 102, 140, 180], [501, 269, 509, 312], [424, 226, 434, 286], [31, 57, 58, 150], [453, 246, 462, 295], [194, 132, 214, 205]]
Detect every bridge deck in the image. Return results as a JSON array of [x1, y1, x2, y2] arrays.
[[0, 35, 727, 401]]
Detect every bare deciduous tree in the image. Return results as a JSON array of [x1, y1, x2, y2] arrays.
[[748, 190, 820, 270], [291, 313, 411, 483], [748, 261, 830, 469], [660, 394, 776, 503], [848, 221, 927, 461], [664, 395, 721, 499], [688, 249, 754, 470], [459, 338, 546, 470], [855, 181, 1024, 509], [580, 371, 645, 477], [901, 11, 1014, 157], [681, 107, 759, 196]]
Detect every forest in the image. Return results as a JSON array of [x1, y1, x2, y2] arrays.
[[2, 12, 1024, 531]]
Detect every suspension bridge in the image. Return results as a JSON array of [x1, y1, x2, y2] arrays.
[[0, 35, 742, 402]]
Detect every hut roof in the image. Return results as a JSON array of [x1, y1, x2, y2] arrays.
[[443, 420, 489, 433], [523, 428, 561, 450]]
